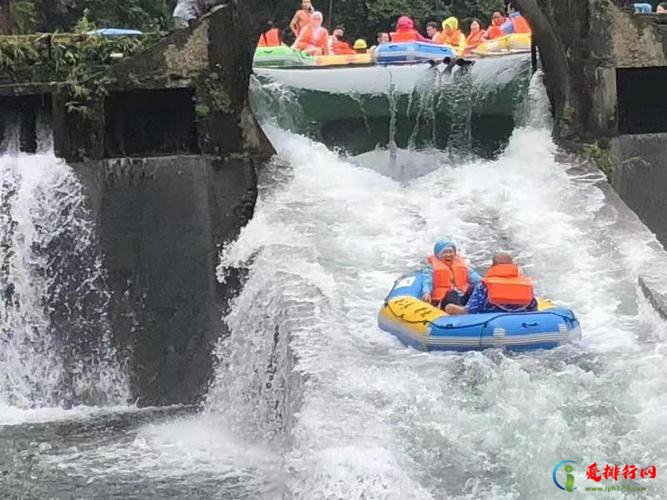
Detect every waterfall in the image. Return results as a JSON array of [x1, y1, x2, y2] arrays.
[[0, 120, 128, 410]]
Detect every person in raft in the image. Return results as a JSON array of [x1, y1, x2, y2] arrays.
[[292, 11, 329, 55], [421, 239, 481, 309], [330, 25, 355, 54], [484, 10, 507, 40], [290, 0, 314, 37], [445, 253, 538, 315], [257, 21, 282, 47], [501, 2, 531, 34], [353, 39, 368, 54], [391, 16, 431, 43], [464, 18, 486, 55], [425, 21, 440, 41], [438, 17, 466, 51]]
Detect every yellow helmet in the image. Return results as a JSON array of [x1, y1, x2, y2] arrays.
[[353, 39, 368, 50], [443, 17, 459, 31]]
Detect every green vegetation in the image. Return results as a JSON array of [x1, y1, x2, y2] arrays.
[[0, 27, 159, 119], [583, 142, 614, 181], [6, 0, 178, 34], [5, 0, 506, 40]]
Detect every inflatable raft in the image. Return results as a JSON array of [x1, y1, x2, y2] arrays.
[[378, 271, 581, 352], [474, 33, 531, 57], [254, 46, 315, 68], [314, 53, 373, 66], [254, 47, 371, 68], [376, 41, 456, 64]]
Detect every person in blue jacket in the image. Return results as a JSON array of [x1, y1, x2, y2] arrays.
[[501, 2, 531, 34], [421, 239, 481, 308]]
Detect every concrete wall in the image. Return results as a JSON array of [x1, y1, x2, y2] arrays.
[[611, 9, 667, 68], [73, 155, 257, 405], [515, 1, 667, 141], [610, 134, 667, 248]]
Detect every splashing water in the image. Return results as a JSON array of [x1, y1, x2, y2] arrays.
[[204, 75, 667, 498], [0, 132, 128, 410], [1, 73, 665, 499]]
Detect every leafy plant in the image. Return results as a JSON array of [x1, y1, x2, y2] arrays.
[[9, 0, 42, 34]]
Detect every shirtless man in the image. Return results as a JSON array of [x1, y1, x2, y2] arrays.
[[290, 0, 315, 37]]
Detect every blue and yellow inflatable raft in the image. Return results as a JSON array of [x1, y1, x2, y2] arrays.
[[378, 272, 581, 352]]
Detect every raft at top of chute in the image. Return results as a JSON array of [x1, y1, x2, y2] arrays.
[[253, 42, 467, 69], [253, 33, 531, 69]]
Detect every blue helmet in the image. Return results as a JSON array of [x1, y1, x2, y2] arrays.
[[434, 239, 457, 257]]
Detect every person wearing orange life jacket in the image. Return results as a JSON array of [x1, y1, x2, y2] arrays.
[[432, 27, 447, 45], [421, 239, 481, 308], [426, 21, 440, 41], [439, 17, 466, 52], [293, 11, 329, 55], [445, 253, 538, 315], [257, 21, 282, 47], [464, 18, 486, 55], [290, 0, 314, 37], [501, 2, 531, 35], [330, 25, 356, 55], [484, 10, 507, 40], [391, 16, 431, 43]]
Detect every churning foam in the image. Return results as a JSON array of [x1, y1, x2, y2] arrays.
[[0, 145, 128, 412], [206, 77, 667, 497]]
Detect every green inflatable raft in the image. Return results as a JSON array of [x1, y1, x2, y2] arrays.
[[254, 46, 315, 68]]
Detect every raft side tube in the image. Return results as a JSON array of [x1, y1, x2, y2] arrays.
[[376, 42, 456, 64]]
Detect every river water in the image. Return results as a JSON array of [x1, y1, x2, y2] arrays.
[[0, 77, 666, 498]]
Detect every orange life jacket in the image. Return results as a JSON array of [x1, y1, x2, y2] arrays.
[[482, 264, 534, 307], [390, 30, 420, 43], [465, 30, 485, 49], [486, 23, 505, 40], [442, 30, 465, 48], [332, 40, 355, 55], [428, 255, 471, 302], [511, 15, 531, 34], [258, 28, 281, 47], [295, 24, 328, 52], [432, 32, 446, 45]]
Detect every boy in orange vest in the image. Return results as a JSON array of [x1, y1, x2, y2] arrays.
[[445, 253, 537, 315]]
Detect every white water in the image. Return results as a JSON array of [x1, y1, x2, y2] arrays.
[[0, 129, 128, 411], [1, 78, 665, 498], [202, 77, 667, 498]]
